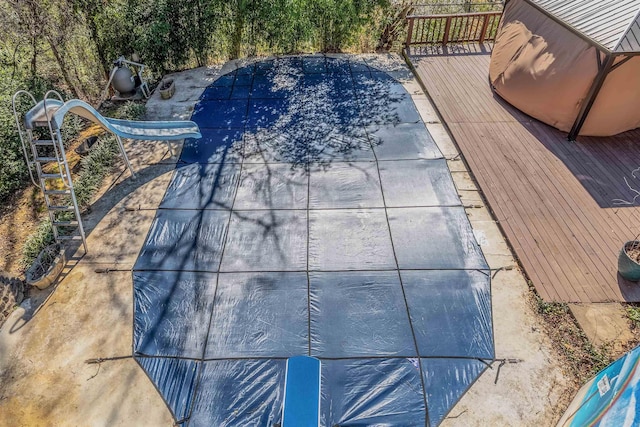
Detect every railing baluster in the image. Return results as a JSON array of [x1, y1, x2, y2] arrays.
[[406, 16, 415, 46], [479, 14, 490, 43], [429, 18, 434, 44], [490, 14, 499, 41], [465, 15, 470, 41], [472, 16, 479, 41], [443, 16, 452, 46]]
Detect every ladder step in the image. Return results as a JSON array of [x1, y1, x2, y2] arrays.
[[53, 221, 79, 227], [57, 235, 82, 241], [44, 189, 71, 195], [48, 205, 75, 212], [35, 156, 60, 163], [41, 173, 66, 179], [33, 139, 56, 146]]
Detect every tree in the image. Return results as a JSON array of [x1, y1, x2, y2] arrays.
[[4, 0, 88, 98], [72, 0, 110, 77]]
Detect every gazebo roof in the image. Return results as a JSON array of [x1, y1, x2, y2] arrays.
[[528, 0, 640, 53]]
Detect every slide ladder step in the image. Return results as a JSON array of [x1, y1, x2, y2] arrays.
[[48, 205, 75, 212], [35, 156, 60, 163], [57, 235, 83, 241], [53, 220, 78, 227], [40, 173, 66, 179], [43, 189, 71, 196], [32, 139, 56, 146]]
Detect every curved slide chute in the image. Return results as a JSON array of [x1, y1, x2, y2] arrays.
[[25, 98, 202, 141], [14, 91, 201, 254]]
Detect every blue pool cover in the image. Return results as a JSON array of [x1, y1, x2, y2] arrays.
[[133, 56, 494, 426]]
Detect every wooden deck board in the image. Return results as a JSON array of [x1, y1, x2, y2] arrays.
[[408, 45, 640, 302], [451, 122, 598, 301]]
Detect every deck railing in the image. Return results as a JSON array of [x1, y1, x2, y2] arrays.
[[411, 1, 503, 15], [406, 11, 502, 46]]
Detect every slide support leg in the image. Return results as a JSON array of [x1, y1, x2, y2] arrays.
[[116, 135, 136, 178]]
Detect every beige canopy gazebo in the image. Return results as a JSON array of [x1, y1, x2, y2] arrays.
[[490, 0, 640, 139]]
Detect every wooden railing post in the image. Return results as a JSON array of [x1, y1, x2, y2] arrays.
[[479, 14, 491, 43], [442, 16, 452, 46], [406, 17, 415, 46]]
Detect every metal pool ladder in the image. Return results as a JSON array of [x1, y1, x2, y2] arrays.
[[12, 90, 87, 253]]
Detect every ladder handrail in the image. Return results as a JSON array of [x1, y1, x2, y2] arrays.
[[43, 91, 71, 185], [11, 90, 39, 188], [42, 90, 88, 253]]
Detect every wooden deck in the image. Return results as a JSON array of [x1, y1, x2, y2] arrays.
[[407, 44, 640, 303]]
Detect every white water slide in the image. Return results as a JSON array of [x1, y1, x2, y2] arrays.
[[14, 90, 201, 252], [25, 98, 201, 142]]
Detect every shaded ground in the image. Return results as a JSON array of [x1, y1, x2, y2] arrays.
[[0, 273, 24, 327]]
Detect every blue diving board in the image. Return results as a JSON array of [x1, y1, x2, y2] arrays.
[[282, 356, 321, 427]]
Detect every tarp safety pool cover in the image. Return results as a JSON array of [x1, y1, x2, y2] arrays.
[[133, 56, 494, 426]]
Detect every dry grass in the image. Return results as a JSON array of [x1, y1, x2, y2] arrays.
[[530, 288, 614, 383], [530, 283, 640, 389]]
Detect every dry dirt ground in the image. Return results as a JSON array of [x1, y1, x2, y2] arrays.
[[0, 188, 43, 275]]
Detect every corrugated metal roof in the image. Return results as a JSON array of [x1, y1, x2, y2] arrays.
[[528, 0, 640, 53]]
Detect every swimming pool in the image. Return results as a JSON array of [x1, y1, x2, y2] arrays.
[[132, 56, 493, 426]]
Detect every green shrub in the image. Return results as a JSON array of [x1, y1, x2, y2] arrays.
[[0, 78, 29, 201], [95, 0, 390, 71], [60, 114, 86, 146], [627, 305, 640, 327], [73, 134, 120, 208], [21, 220, 55, 268], [114, 101, 146, 120]]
